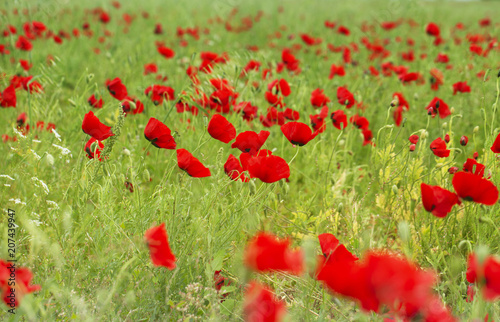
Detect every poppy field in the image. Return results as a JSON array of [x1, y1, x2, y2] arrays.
[[2, 0, 500, 320]]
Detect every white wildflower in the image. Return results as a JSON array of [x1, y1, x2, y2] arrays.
[[51, 128, 62, 141], [30, 149, 41, 160], [9, 198, 26, 205], [13, 128, 26, 138], [31, 177, 49, 194], [0, 175, 15, 180], [52, 144, 72, 157]]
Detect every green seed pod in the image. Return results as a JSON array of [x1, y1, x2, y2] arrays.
[[392, 185, 399, 194], [337, 202, 343, 212], [143, 169, 150, 182]]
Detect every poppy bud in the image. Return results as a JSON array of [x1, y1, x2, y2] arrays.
[[143, 169, 150, 182], [448, 166, 459, 174], [450, 107, 455, 114], [68, 98, 77, 106], [409, 144, 416, 152], [442, 122, 447, 129], [249, 179, 256, 195], [444, 134, 450, 143], [390, 98, 398, 107], [123, 148, 130, 156], [427, 106, 434, 115], [338, 139, 345, 147], [337, 202, 343, 212], [420, 130, 428, 139], [473, 126, 479, 134], [473, 151, 479, 160], [392, 185, 399, 194], [460, 136, 468, 146], [398, 221, 410, 243], [86, 73, 94, 83], [45, 153, 54, 166]]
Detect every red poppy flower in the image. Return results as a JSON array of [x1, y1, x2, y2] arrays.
[[462, 158, 485, 177], [466, 253, 500, 301], [243, 282, 287, 322], [145, 84, 175, 105], [231, 130, 270, 155], [318, 233, 358, 263], [15, 35, 32, 51], [144, 117, 176, 149], [283, 108, 300, 121], [281, 48, 300, 72], [267, 78, 291, 97], [176, 149, 211, 178], [330, 110, 348, 130], [121, 96, 144, 115], [0, 85, 16, 108], [106, 77, 128, 101], [143, 62, 158, 75], [244, 232, 303, 274], [452, 81, 470, 95], [420, 183, 459, 218], [310, 88, 330, 107], [1, 260, 41, 307], [337, 86, 355, 108], [19, 59, 32, 71], [452, 172, 498, 205], [350, 115, 369, 130], [82, 111, 114, 141], [426, 23, 440, 37], [329, 64, 346, 79], [16, 112, 26, 127], [430, 138, 450, 157], [88, 94, 103, 108], [224, 154, 249, 182], [144, 223, 176, 270], [246, 153, 290, 183], [362, 129, 373, 146], [157, 44, 175, 59], [280, 121, 318, 146], [491, 132, 500, 153], [409, 135, 419, 144], [207, 114, 236, 143], [84, 137, 104, 161]]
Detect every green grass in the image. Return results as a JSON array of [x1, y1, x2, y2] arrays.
[[1, 0, 500, 320]]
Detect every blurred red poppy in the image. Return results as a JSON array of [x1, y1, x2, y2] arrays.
[[337, 86, 355, 108], [88, 94, 103, 108], [330, 110, 348, 130], [0, 85, 16, 108], [466, 253, 500, 301], [1, 260, 40, 307], [144, 223, 176, 270], [243, 282, 286, 322], [244, 232, 303, 274]]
